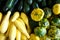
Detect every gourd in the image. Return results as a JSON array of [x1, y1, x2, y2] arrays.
[[43, 7, 52, 18], [34, 27, 46, 37], [31, 8, 44, 21]]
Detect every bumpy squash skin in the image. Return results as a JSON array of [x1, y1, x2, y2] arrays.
[[43, 8, 52, 18]]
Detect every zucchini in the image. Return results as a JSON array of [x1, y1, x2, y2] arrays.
[[23, 2, 30, 13], [26, 0, 33, 5], [32, 2, 39, 9], [37, 0, 42, 2], [46, 0, 52, 8], [3, 0, 18, 12], [41, 0, 46, 7], [18, 0, 23, 11]]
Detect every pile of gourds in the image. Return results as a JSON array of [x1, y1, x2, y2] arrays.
[[0, 0, 60, 40]]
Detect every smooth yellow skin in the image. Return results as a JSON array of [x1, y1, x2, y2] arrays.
[[53, 4, 60, 15], [21, 33, 28, 40], [29, 34, 40, 40], [10, 12, 20, 22], [0, 12, 2, 22], [16, 29, 21, 40], [14, 18, 30, 38], [31, 8, 44, 21], [21, 12, 31, 34], [9, 23, 16, 40], [0, 11, 11, 33], [0, 33, 6, 40]]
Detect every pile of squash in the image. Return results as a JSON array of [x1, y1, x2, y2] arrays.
[[0, 0, 60, 40]]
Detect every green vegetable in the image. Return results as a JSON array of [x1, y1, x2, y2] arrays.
[[3, 0, 18, 12], [51, 18, 60, 27], [47, 26, 60, 39], [41, 0, 46, 7], [37, 0, 42, 2], [32, 2, 39, 9], [29, 18, 38, 32], [23, 2, 30, 13], [26, 0, 33, 5], [18, 0, 23, 11], [34, 27, 46, 37], [39, 18, 50, 28], [43, 7, 52, 18], [53, 0, 60, 4], [46, 0, 52, 8]]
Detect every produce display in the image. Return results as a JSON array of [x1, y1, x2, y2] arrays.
[[0, 0, 60, 40]]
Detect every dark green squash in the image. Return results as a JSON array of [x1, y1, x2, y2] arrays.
[[29, 18, 39, 32], [43, 7, 52, 18], [39, 18, 50, 28], [34, 27, 46, 37], [41, 0, 46, 7], [51, 18, 60, 27], [47, 26, 60, 39], [3, 0, 18, 12]]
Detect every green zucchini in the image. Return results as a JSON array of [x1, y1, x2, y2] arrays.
[[23, 2, 30, 13], [41, 0, 46, 7], [18, 0, 23, 11], [32, 2, 39, 9], [26, 0, 33, 5], [37, 0, 42, 2], [3, 0, 18, 12]]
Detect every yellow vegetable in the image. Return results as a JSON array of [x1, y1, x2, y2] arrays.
[[21, 12, 31, 34], [29, 34, 40, 40], [9, 23, 16, 40], [0, 11, 11, 33], [14, 18, 30, 38], [0, 12, 2, 22], [16, 29, 21, 40], [10, 12, 19, 22], [31, 8, 44, 21], [0, 33, 6, 40], [40, 35, 51, 40], [21, 33, 28, 40], [5, 22, 12, 37], [53, 4, 60, 15]]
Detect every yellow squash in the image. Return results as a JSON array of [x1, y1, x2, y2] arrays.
[[29, 34, 40, 40], [8, 23, 16, 40], [16, 29, 21, 40], [53, 4, 60, 15], [21, 33, 28, 40], [14, 18, 30, 38], [21, 12, 31, 34], [0, 33, 6, 40], [0, 12, 2, 22], [31, 8, 44, 21], [0, 11, 11, 33], [10, 12, 20, 22]]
